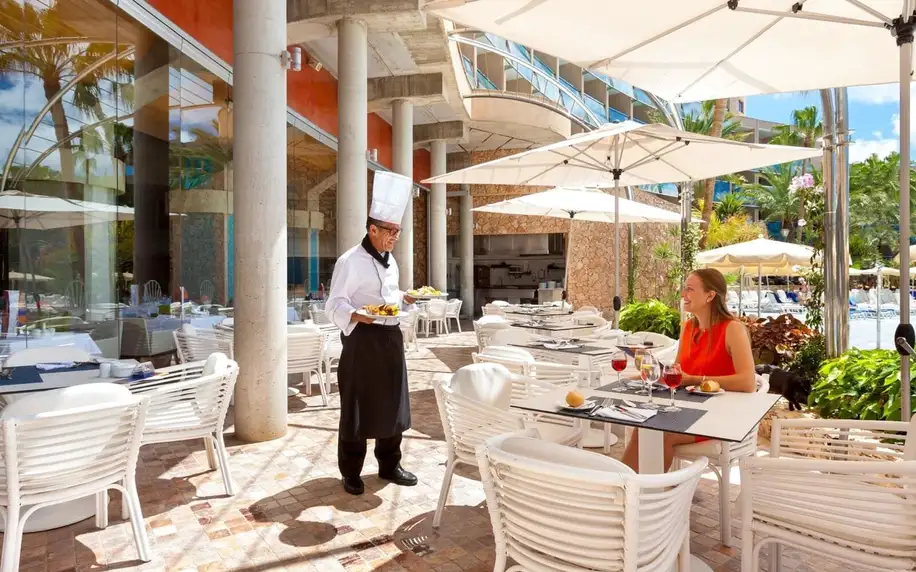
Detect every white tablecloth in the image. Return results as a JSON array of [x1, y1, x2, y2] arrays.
[[0, 332, 102, 356]]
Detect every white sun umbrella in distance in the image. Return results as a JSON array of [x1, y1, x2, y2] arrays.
[[427, 121, 821, 323], [426, 0, 916, 419], [697, 238, 816, 316], [473, 187, 681, 304]]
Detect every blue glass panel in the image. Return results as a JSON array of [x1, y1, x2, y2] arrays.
[[608, 106, 629, 122], [583, 94, 607, 123]]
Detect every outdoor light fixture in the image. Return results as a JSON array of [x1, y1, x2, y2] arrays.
[[308, 56, 322, 72], [281, 46, 303, 71], [367, 149, 379, 162]]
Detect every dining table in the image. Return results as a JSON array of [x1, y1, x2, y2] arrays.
[[511, 376, 780, 572], [510, 321, 595, 338]]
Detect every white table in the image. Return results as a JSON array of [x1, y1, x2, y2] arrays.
[[511, 322, 595, 338], [0, 332, 102, 357], [513, 381, 780, 572]]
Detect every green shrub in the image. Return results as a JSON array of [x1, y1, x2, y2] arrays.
[[618, 300, 681, 339], [786, 335, 826, 381], [808, 348, 915, 421]]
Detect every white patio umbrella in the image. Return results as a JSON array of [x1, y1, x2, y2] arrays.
[[473, 187, 682, 297], [427, 0, 916, 420], [426, 121, 821, 324], [697, 238, 816, 316]]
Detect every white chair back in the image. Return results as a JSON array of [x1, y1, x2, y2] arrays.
[[199, 279, 215, 304], [426, 299, 448, 319], [528, 361, 580, 387], [173, 329, 234, 363], [482, 303, 506, 316], [633, 331, 676, 350], [577, 305, 599, 314], [142, 280, 162, 302], [5, 346, 92, 367], [134, 357, 238, 443], [474, 319, 511, 350], [446, 298, 463, 316], [477, 432, 707, 572], [288, 332, 324, 375], [574, 314, 607, 327]]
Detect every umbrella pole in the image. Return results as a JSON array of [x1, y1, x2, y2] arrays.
[[757, 264, 762, 317], [613, 174, 621, 328], [564, 219, 573, 309], [739, 266, 744, 316], [877, 268, 882, 350], [896, 21, 914, 421]]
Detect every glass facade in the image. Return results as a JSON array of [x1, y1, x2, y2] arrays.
[[0, 0, 339, 359]]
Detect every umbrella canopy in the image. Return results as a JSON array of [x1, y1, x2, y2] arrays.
[[0, 190, 132, 230], [427, 0, 911, 103], [472, 187, 682, 223], [850, 267, 905, 277], [696, 238, 816, 269], [8, 270, 53, 282], [423, 121, 822, 187]]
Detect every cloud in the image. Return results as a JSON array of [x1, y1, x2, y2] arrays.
[[849, 83, 909, 105], [850, 138, 898, 162]]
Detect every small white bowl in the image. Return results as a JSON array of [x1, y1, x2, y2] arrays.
[[110, 362, 136, 378]]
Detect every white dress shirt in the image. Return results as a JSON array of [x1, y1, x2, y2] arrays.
[[326, 243, 412, 336]]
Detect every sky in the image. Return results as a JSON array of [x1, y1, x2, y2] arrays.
[[747, 83, 915, 164]]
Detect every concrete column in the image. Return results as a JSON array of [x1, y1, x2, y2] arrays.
[[391, 99, 414, 289], [430, 140, 448, 292], [459, 185, 474, 318], [232, 0, 288, 442], [337, 17, 368, 254]]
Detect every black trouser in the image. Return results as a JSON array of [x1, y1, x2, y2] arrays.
[[338, 433, 402, 478]]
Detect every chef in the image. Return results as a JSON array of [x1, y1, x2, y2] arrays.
[[326, 171, 418, 495]]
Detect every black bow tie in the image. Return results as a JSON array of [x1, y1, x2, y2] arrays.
[[361, 235, 390, 268]]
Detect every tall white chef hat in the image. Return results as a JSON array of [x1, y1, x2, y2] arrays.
[[369, 171, 414, 225]]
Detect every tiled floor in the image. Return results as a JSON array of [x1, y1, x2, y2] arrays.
[[9, 326, 859, 572]]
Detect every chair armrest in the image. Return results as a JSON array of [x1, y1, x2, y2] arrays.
[[772, 418, 913, 461]]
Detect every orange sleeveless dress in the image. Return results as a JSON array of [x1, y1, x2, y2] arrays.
[[679, 319, 736, 442]]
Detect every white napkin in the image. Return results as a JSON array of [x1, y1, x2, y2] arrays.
[[594, 406, 658, 423], [35, 362, 76, 371]]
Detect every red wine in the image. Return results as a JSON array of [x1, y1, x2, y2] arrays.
[[611, 358, 627, 372], [663, 371, 682, 389]]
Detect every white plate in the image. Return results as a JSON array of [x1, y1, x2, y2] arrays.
[[556, 399, 596, 411], [356, 309, 399, 320], [687, 386, 726, 396], [544, 343, 580, 350]]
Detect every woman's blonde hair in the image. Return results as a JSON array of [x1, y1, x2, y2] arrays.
[[689, 268, 736, 329]]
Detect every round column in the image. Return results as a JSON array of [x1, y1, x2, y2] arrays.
[[430, 140, 448, 292], [459, 185, 474, 317], [392, 99, 414, 289], [337, 17, 368, 254], [232, 0, 288, 442]]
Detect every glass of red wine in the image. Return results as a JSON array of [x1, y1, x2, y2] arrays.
[[610, 350, 627, 387], [662, 363, 682, 412]]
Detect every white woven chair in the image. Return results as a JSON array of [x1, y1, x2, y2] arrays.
[[472, 346, 534, 376], [422, 299, 449, 336], [131, 354, 239, 497], [399, 309, 421, 352], [482, 303, 506, 317], [4, 346, 92, 367], [741, 416, 916, 572], [0, 385, 151, 571], [320, 325, 343, 380], [288, 331, 327, 405], [445, 299, 463, 332], [142, 280, 162, 303], [672, 375, 769, 547], [489, 327, 537, 348], [173, 328, 234, 363], [574, 314, 608, 327], [432, 364, 583, 528], [577, 305, 599, 314], [477, 430, 708, 572], [474, 318, 510, 351], [632, 331, 677, 350]]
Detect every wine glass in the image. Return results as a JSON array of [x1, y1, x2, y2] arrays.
[[640, 354, 662, 410], [662, 363, 682, 412], [610, 350, 627, 387], [631, 348, 648, 391]]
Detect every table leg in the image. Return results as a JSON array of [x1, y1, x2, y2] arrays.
[[637, 427, 665, 474]]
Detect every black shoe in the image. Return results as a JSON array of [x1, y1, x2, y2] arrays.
[[379, 465, 418, 486], [342, 476, 364, 495]]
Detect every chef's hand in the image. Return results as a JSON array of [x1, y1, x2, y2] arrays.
[[403, 295, 417, 304], [350, 312, 376, 325]]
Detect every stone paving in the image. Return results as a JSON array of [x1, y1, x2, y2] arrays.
[[10, 326, 861, 572]]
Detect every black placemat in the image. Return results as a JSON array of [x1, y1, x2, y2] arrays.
[[517, 343, 612, 355], [596, 381, 714, 403], [2, 363, 100, 386], [521, 399, 708, 436]]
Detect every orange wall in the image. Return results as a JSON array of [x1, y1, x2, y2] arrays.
[[146, 0, 431, 179]]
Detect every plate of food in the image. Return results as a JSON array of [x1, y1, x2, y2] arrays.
[[687, 380, 725, 395], [556, 391, 595, 411], [357, 304, 400, 318], [407, 286, 442, 297]]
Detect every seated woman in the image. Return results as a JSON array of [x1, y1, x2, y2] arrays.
[[622, 268, 756, 472]]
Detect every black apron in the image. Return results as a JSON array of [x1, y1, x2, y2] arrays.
[[337, 322, 411, 440]]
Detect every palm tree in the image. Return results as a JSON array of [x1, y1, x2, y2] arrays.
[[777, 106, 823, 235], [715, 192, 747, 219], [681, 100, 747, 247], [742, 165, 801, 236]]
